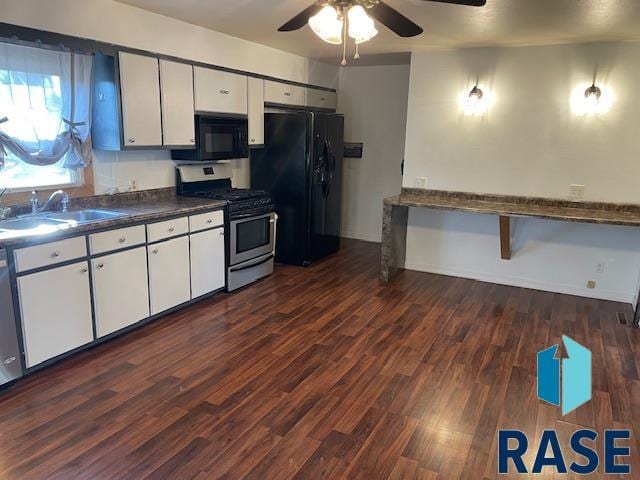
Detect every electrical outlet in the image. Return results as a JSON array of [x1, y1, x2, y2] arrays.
[[596, 262, 605, 274], [415, 177, 428, 189], [587, 280, 596, 289], [569, 184, 585, 200]]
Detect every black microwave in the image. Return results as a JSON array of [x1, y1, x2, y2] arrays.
[[172, 116, 249, 161]]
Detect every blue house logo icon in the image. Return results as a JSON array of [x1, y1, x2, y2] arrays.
[[537, 336, 592, 415]]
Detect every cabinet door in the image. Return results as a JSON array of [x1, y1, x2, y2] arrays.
[[264, 80, 306, 106], [248, 77, 264, 146], [190, 227, 225, 298], [92, 247, 150, 338], [118, 52, 162, 147], [306, 89, 338, 110], [148, 236, 191, 315], [18, 261, 94, 368], [194, 67, 248, 115], [160, 60, 195, 147]]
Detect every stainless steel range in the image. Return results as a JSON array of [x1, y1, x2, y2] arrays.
[[176, 164, 277, 291]]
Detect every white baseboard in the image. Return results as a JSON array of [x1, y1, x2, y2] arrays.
[[404, 261, 635, 305], [341, 230, 381, 243]]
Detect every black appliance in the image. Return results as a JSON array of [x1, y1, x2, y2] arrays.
[[176, 164, 277, 291], [251, 112, 344, 267], [172, 116, 249, 161]]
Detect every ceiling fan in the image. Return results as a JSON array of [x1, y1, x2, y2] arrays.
[[278, 0, 487, 64]]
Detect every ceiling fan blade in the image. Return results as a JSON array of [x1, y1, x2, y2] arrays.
[[278, 4, 322, 32], [422, 0, 487, 6], [368, 1, 424, 38]]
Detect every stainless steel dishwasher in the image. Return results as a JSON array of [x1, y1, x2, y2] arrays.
[[0, 249, 21, 386]]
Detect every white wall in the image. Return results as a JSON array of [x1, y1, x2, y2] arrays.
[[338, 64, 409, 242], [0, 0, 338, 193], [404, 43, 640, 304]]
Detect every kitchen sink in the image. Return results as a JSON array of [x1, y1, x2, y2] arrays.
[[0, 209, 129, 235], [44, 209, 128, 224], [0, 217, 68, 231]]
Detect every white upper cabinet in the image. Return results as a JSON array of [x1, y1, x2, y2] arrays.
[[306, 89, 338, 110], [194, 67, 248, 115], [264, 80, 306, 106], [248, 77, 264, 146], [160, 60, 195, 147], [118, 52, 163, 147]]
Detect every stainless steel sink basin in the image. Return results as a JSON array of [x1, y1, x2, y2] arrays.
[[0, 209, 129, 236], [0, 217, 68, 231], [45, 209, 128, 224]]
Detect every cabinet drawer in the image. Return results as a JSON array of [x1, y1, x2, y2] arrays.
[[14, 236, 87, 273], [307, 89, 337, 110], [264, 80, 306, 106], [189, 210, 224, 233], [194, 67, 248, 115], [147, 216, 189, 243], [89, 225, 146, 255]]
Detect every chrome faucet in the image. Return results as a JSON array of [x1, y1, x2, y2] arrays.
[[31, 190, 70, 214]]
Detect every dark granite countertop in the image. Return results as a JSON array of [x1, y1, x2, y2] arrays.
[[0, 189, 227, 248], [385, 189, 640, 227]]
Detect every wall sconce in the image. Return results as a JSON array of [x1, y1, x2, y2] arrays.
[[461, 84, 493, 116], [571, 82, 612, 116]]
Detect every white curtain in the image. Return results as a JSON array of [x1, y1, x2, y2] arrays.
[[0, 42, 93, 170]]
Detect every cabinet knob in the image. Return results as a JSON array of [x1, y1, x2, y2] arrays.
[[97, 263, 105, 269], [206, 219, 213, 224], [80, 268, 88, 273], [220, 89, 230, 95], [128, 138, 136, 144], [152, 248, 159, 254], [219, 230, 225, 236], [168, 227, 175, 233], [284, 92, 292, 97], [118, 237, 126, 243], [251, 139, 256, 143], [190, 138, 195, 143], [51, 251, 60, 258]]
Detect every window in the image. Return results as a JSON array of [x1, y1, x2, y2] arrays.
[[0, 69, 79, 190], [0, 43, 92, 192]]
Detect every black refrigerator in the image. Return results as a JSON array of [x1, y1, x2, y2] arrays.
[[251, 112, 344, 267]]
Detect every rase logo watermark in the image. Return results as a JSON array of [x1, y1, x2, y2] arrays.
[[498, 335, 631, 475]]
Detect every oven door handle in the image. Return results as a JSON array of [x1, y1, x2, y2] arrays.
[[230, 254, 274, 273], [232, 211, 273, 220]]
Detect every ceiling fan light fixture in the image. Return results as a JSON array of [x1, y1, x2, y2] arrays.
[[309, 5, 344, 45], [348, 5, 379, 44]]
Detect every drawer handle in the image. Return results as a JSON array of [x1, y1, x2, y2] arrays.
[[51, 251, 61, 258], [219, 230, 225, 236], [128, 138, 136, 144], [119, 237, 126, 243], [206, 219, 213, 224], [3, 357, 16, 365], [220, 89, 230, 95], [284, 92, 292, 97], [80, 268, 88, 273], [97, 263, 105, 269], [152, 248, 159, 254], [168, 227, 175, 233]]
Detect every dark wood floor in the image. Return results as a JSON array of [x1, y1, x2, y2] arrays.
[[1, 239, 639, 479]]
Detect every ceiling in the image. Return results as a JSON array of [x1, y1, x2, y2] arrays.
[[115, 0, 640, 64]]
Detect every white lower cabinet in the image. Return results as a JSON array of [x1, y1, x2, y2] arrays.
[[148, 236, 191, 315], [92, 247, 150, 338], [18, 261, 94, 368], [190, 227, 226, 298]]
